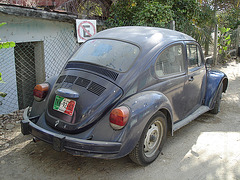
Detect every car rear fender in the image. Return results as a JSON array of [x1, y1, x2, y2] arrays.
[[116, 91, 173, 157], [205, 70, 228, 109], [30, 75, 58, 117]]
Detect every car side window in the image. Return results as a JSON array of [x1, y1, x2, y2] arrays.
[[187, 44, 203, 70], [155, 44, 184, 77]]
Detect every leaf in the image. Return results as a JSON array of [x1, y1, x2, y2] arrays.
[[9, 42, 15, 47], [0, 22, 6, 28], [2, 42, 10, 49], [0, 73, 4, 83], [226, 35, 230, 40], [0, 92, 7, 97]]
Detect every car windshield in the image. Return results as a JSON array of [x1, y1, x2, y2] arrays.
[[69, 39, 140, 72]]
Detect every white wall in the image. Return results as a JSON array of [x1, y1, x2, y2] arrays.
[[0, 13, 78, 114]]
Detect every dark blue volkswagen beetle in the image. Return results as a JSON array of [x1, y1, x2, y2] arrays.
[[21, 26, 228, 166]]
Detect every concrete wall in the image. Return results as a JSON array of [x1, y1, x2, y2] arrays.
[[0, 12, 78, 114]]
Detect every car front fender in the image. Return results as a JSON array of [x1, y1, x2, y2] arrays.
[[115, 91, 173, 157], [205, 70, 228, 109]]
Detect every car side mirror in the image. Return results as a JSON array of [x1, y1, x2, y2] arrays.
[[205, 57, 213, 68]]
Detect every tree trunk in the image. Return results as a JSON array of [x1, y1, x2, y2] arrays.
[[204, 41, 209, 56]]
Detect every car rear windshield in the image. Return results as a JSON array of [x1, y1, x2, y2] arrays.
[[69, 39, 140, 72]]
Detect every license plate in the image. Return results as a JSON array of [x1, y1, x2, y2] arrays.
[[53, 95, 76, 116]]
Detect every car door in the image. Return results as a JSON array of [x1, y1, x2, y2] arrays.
[[183, 42, 207, 116], [154, 43, 188, 121]]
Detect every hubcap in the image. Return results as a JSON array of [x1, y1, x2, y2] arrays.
[[144, 120, 163, 158]]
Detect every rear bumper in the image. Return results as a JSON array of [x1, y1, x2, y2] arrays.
[[21, 108, 122, 158]]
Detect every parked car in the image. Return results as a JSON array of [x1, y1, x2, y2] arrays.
[[21, 26, 228, 166]]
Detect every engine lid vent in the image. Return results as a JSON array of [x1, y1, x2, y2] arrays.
[[56, 75, 66, 84], [75, 77, 91, 88], [87, 82, 106, 96], [64, 75, 77, 83]]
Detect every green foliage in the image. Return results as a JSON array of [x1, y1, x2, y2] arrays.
[[135, 2, 173, 27], [0, 92, 7, 98], [217, 7, 240, 30], [215, 1, 239, 63], [107, 0, 214, 46], [0, 22, 6, 28], [77, 1, 103, 17], [171, 0, 215, 45], [0, 73, 4, 83], [218, 27, 231, 63], [0, 41, 16, 49], [107, 0, 173, 27]]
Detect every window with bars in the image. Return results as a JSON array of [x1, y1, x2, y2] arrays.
[[14, 42, 45, 109]]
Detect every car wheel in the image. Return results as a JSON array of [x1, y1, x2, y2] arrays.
[[129, 111, 167, 166], [210, 83, 223, 114]]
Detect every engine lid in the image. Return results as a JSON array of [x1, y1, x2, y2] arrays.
[[45, 69, 123, 133]]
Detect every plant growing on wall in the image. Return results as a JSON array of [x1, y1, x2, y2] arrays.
[[0, 22, 16, 99]]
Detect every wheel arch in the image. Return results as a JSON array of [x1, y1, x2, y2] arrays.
[[205, 70, 228, 109], [159, 108, 172, 134], [222, 77, 228, 93], [116, 91, 173, 157]]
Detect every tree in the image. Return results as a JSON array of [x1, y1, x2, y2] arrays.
[[107, 0, 214, 47], [107, 0, 173, 27], [211, 0, 240, 63]]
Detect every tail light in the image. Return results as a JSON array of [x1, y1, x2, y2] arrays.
[[33, 83, 49, 102], [109, 106, 129, 130]]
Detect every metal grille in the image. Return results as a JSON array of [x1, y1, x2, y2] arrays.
[[0, 30, 79, 114], [64, 75, 77, 83], [44, 30, 79, 79], [56, 75, 67, 84], [87, 81, 106, 96], [0, 48, 18, 113], [75, 77, 91, 88], [14, 42, 36, 109]]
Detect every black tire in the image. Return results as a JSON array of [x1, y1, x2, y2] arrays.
[[210, 83, 223, 114], [129, 111, 167, 166]]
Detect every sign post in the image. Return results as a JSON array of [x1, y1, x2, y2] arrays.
[[76, 19, 97, 43]]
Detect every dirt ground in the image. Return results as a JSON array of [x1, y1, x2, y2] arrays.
[[0, 61, 240, 180]]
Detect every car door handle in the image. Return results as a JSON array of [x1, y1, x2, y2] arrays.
[[188, 76, 194, 81]]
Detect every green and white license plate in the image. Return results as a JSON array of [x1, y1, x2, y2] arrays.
[[53, 95, 76, 116]]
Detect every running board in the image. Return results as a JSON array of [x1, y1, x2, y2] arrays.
[[173, 106, 210, 132]]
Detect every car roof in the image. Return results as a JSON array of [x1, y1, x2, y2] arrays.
[[91, 26, 195, 51]]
